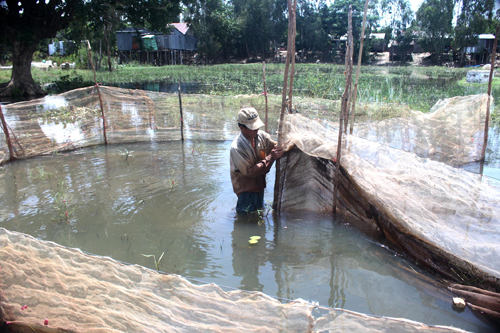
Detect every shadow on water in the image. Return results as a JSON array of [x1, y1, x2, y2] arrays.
[[115, 81, 202, 94], [0, 140, 497, 332]]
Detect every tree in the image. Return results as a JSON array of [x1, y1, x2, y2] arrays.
[[0, 0, 83, 97], [415, 0, 454, 62], [296, 0, 329, 61], [380, 0, 414, 62], [0, 0, 184, 98], [185, 0, 241, 62], [322, 0, 379, 63], [232, 0, 283, 60]]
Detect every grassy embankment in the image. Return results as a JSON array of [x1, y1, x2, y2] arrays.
[[1, 63, 498, 114]]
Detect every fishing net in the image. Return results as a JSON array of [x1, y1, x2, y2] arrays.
[[277, 94, 500, 294], [0, 85, 460, 166], [0, 228, 467, 332], [0, 87, 498, 328]]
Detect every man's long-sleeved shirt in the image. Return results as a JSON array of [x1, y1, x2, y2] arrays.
[[230, 131, 276, 195]]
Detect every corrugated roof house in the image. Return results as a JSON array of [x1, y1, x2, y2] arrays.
[[464, 34, 496, 54], [117, 24, 197, 52]]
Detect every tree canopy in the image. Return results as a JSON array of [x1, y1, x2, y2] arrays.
[[1, 0, 500, 98], [0, 0, 185, 98], [415, 0, 454, 60]]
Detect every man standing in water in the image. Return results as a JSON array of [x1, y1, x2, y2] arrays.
[[230, 108, 283, 214]]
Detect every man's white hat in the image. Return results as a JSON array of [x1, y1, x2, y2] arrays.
[[238, 108, 265, 130]]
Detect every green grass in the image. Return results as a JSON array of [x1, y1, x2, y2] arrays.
[[1, 63, 497, 113]]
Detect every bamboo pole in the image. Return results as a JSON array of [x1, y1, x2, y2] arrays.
[[273, 0, 297, 211], [343, 7, 354, 134], [350, 0, 369, 135], [333, 5, 353, 215], [178, 82, 184, 141], [482, 26, 499, 161], [288, 11, 297, 113], [0, 105, 14, 161], [86, 40, 107, 145], [262, 61, 269, 133]]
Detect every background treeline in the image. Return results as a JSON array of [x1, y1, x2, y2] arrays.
[[0, 0, 499, 67]]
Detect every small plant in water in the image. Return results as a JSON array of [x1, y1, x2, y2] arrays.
[[167, 170, 175, 189], [141, 252, 165, 271], [255, 201, 274, 225], [52, 180, 74, 223], [119, 148, 134, 161], [29, 166, 52, 181]]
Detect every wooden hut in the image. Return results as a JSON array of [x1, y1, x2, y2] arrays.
[[117, 24, 197, 65]]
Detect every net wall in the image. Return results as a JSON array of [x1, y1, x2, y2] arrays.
[[0, 228, 468, 333], [3, 86, 479, 166], [278, 94, 500, 291]]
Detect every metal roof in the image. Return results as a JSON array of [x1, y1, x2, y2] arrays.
[[479, 34, 495, 39], [170, 23, 189, 35], [370, 33, 385, 39]]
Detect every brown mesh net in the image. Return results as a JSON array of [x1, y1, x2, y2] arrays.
[[0, 87, 498, 329], [277, 94, 500, 295], [0, 228, 469, 332]]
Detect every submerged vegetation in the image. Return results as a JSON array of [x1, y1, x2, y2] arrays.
[[0, 63, 498, 113]]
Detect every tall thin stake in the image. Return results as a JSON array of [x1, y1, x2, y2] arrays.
[[86, 40, 107, 145], [262, 61, 269, 133], [178, 82, 184, 141], [0, 105, 14, 161], [482, 26, 499, 160], [333, 5, 353, 215], [288, 13, 297, 113], [274, 0, 297, 212], [343, 7, 354, 134], [350, 0, 369, 135]]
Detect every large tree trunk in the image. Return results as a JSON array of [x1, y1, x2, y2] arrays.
[[0, 40, 46, 98]]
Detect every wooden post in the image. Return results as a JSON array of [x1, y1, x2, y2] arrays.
[[350, 0, 369, 135], [288, 12, 297, 113], [333, 5, 353, 214], [273, 0, 297, 212], [86, 40, 107, 145], [343, 7, 354, 134], [0, 105, 15, 161], [262, 61, 269, 133], [482, 26, 499, 160], [178, 82, 184, 141]]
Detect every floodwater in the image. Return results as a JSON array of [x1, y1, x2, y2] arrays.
[[0, 140, 497, 332]]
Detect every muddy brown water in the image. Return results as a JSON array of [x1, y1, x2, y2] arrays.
[[0, 140, 497, 332]]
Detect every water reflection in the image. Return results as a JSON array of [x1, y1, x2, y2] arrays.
[[0, 141, 496, 332], [117, 82, 201, 94], [232, 215, 268, 291]]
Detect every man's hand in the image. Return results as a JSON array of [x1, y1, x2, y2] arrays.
[[271, 146, 284, 160]]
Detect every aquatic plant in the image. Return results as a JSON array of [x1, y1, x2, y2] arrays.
[[141, 252, 165, 271], [256, 201, 274, 225], [29, 166, 52, 181], [2, 63, 491, 114], [119, 148, 134, 161], [52, 180, 74, 223], [167, 170, 175, 189]]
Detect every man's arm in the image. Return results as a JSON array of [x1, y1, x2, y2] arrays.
[[231, 147, 270, 178]]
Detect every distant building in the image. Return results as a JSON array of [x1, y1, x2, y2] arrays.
[[48, 41, 66, 56], [369, 33, 386, 52], [464, 34, 496, 65], [156, 23, 197, 51], [116, 24, 197, 52], [464, 34, 496, 54]]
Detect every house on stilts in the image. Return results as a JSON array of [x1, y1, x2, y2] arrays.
[[117, 23, 197, 65]]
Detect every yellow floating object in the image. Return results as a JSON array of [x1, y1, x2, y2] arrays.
[[250, 236, 261, 240], [248, 239, 259, 245]]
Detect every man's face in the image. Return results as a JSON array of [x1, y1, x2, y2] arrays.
[[240, 125, 259, 140]]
